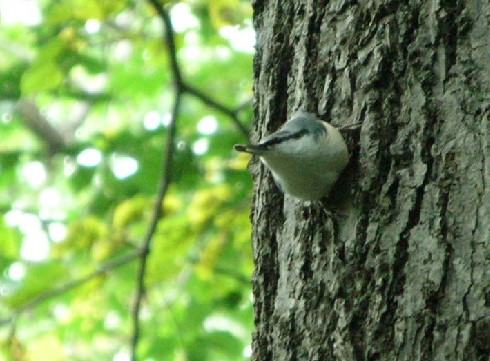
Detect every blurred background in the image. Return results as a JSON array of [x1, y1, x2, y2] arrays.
[[0, 0, 255, 360]]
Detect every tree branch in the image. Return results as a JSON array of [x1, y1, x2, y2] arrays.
[[130, 91, 181, 361], [131, 2, 251, 358], [15, 99, 93, 153], [183, 84, 250, 137], [146, 0, 182, 87], [130, 2, 182, 360], [16, 100, 68, 153], [0, 250, 142, 326], [146, 0, 250, 138]]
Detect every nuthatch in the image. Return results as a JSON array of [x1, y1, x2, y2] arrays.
[[234, 111, 349, 201]]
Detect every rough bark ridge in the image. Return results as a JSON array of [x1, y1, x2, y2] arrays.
[[250, 0, 490, 360]]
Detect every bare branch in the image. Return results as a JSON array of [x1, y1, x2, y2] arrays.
[[130, 2, 252, 358], [16, 100, 68, 153], [146, 0, 182, 87], [130, 2, 182, 360], [183, 84, 250, 137], [130, 92, 181, 360], [0, 250, 142, 326], [146, 0, 250, 138]]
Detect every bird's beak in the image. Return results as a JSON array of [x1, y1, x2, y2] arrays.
[[234, 144, 267, 155]]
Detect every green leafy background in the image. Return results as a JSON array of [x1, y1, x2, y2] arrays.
[[0, 0, 254, 360]]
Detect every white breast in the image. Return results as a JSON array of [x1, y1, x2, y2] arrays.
[[260, 123, 348, 201]]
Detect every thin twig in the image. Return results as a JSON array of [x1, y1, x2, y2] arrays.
[[131, 1, 251, 358], [130, 92, 181, 361], [130, 2, 182, 360], [146, 0, 250, 138], [147, 0, 182, 87], [0, 250, 142, 326], [183, 84, 250, 137]]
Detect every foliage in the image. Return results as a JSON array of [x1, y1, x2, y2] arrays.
[[0, 0, 254, 360]]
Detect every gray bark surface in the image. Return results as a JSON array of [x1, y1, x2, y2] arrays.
[[250, 1, 490, 360]]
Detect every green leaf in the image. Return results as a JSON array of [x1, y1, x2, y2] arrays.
[[206, 330, 244, 358], [0, 218, 21, 262], [21, 61, 64, 94]]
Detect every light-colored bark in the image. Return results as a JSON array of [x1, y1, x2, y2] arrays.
[[250, 0, 490, 360]]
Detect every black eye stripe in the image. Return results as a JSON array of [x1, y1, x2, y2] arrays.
[[260, 129, 309, 148]]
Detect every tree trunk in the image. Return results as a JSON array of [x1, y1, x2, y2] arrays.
[[250, 1, 490, 360]]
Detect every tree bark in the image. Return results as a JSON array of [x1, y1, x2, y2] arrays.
[[250, 1, 490, 360]]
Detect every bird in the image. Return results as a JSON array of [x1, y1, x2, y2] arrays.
[[234, 111, 349, 201]]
